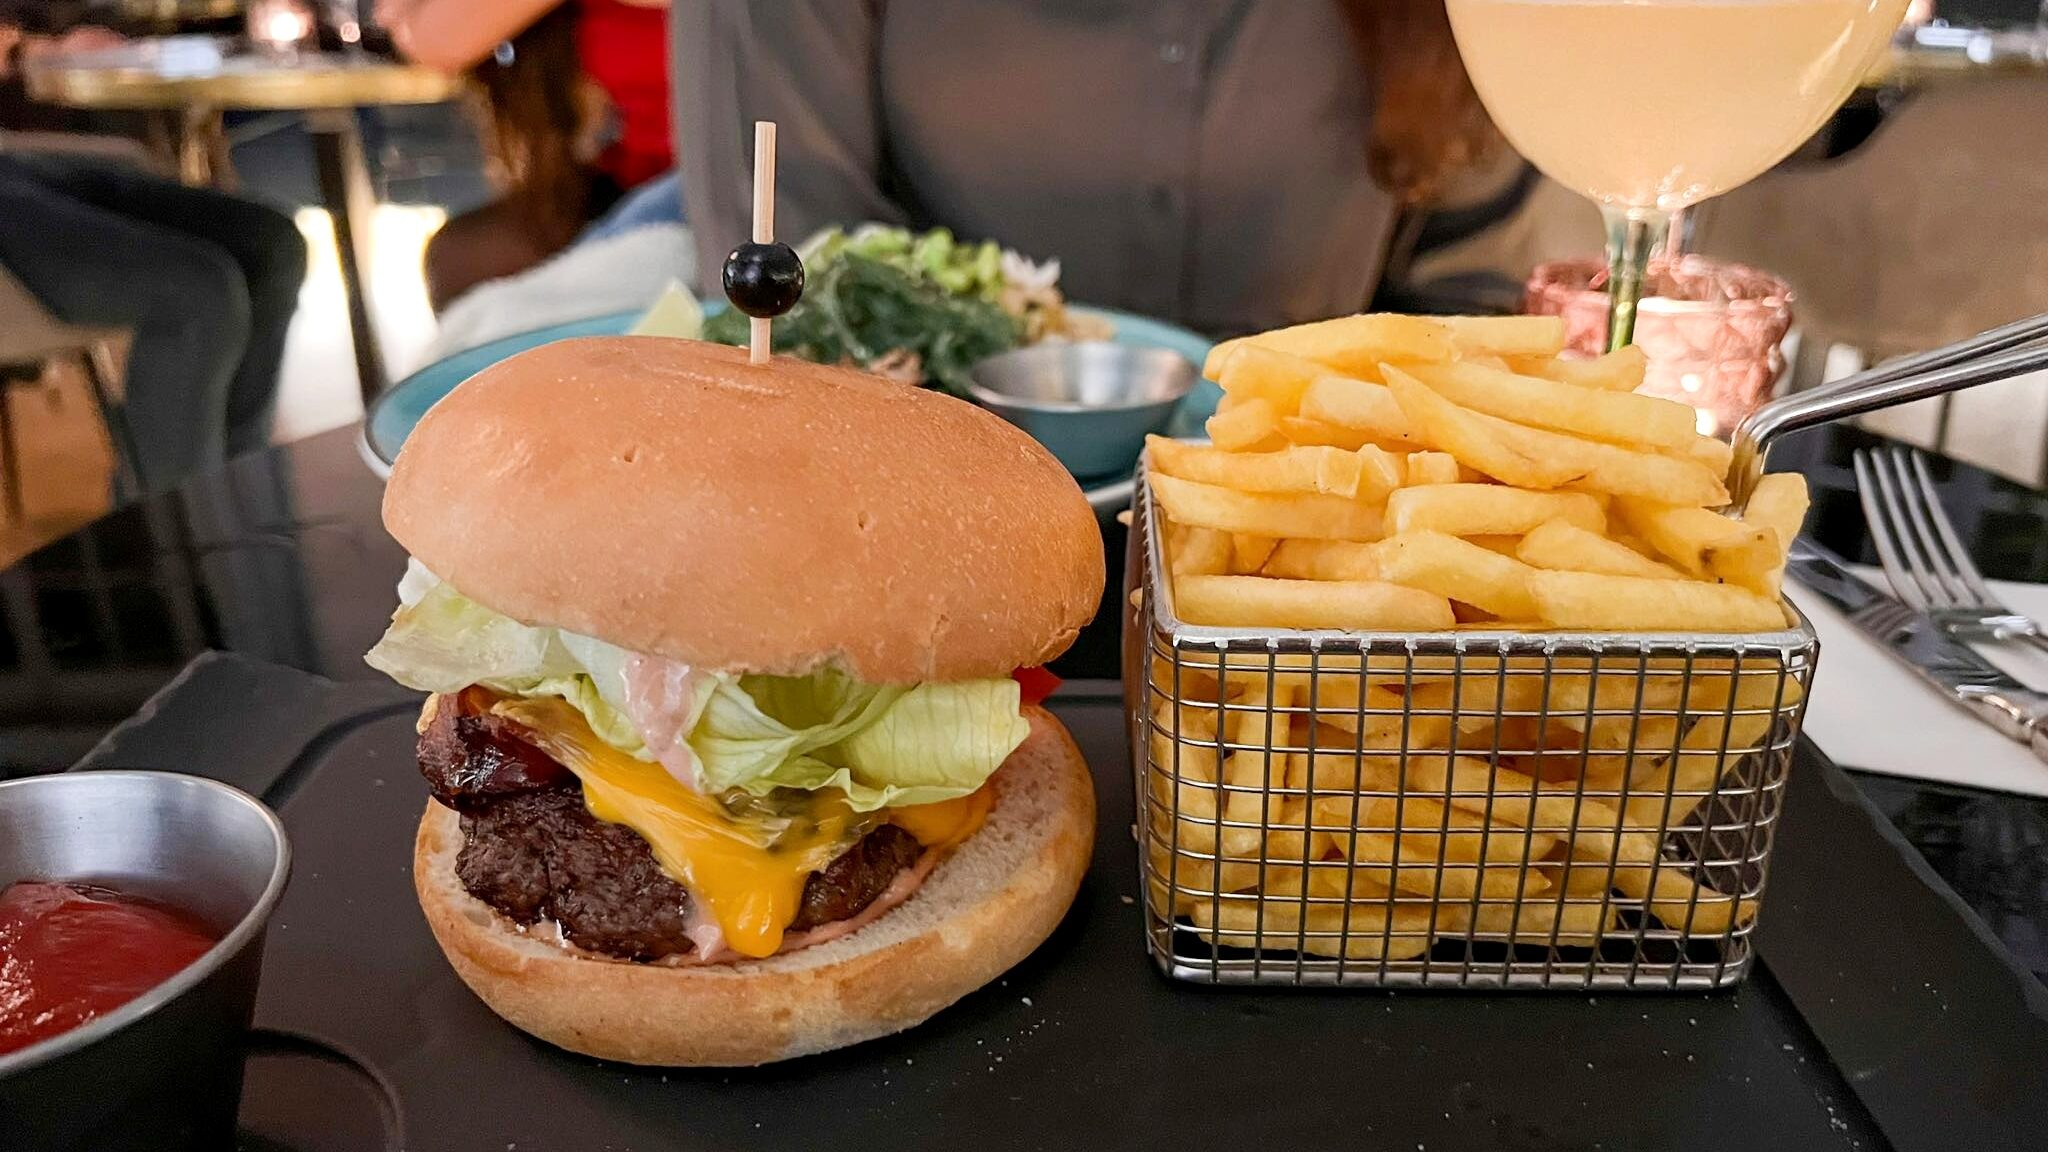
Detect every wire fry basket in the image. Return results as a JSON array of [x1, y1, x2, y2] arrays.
[[1123, 478, 1820, 990]]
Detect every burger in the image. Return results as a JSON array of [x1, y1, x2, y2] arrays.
[[366, 336, 1102, 1066]]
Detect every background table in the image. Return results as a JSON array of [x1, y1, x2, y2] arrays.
[[22, 37, 463, 404]]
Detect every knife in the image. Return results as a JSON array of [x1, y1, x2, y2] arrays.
[[1787, 539, 2048, 763]]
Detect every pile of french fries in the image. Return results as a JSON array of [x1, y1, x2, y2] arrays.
[[1150, 313, 1809, 633], [1139, 313, 1814, 965]]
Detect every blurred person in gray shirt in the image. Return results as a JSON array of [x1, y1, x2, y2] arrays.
[[673, 0, 1502, 337]]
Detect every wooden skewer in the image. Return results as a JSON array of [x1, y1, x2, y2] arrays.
[[749, 120, 777, 365]]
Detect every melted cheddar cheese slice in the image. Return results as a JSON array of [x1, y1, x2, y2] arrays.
[[490, 696, 989, 958]]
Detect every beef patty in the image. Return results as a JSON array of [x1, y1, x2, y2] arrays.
[[419, 690, 926, 961]]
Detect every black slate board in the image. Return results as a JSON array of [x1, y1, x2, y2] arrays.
[[74, 653, 2048, 1151]]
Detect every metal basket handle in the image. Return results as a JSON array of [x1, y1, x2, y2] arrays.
[[1725, 311, 2048, 510]]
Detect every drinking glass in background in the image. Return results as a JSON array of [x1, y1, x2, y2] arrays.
[[246, 0, 317, 56], [1524, 255, 1794, 438], [1446, 0, 1907, 350], [328, 0, 365, 49]]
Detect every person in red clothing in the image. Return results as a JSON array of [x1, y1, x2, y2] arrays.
[[377, 0, 675, 309]]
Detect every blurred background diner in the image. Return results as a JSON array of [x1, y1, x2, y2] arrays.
[[0, 0, 2041, 564], [376, 0, 676, 309]]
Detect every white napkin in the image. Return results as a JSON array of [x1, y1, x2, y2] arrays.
[[412, 223, 697, 372], [1786, 567, 2048, 797]]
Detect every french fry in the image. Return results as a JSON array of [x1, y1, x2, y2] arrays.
[[1173, 575, 1456, 630], [1507, 345, 1647, 392], [1204, 396, 1282, 451], [1278, 416, 1385, 451], [1219, 681, 1293, 859], [1462, 893, 1610, 948], [1263, 539, 1380, 582], [1149, 695, 1220, 774], [1399, 360, 1699, 450], [1621, 710, 1775, 832], [1371, 531, 1541, 620], [1465, 535, 1523, 557], [1526, 570, 1789, 632], [1353, 446, 1407, 502], [1310, 796, 1544, 901], [1706, 547, 1782, 599], [1168, 525, 1233, 577], [1298, 375, 1426, 446], [1390, 754, 1748, 935], [1739, 472, 1811, 599], [1147, 700, 1224, 857], [1362, 796, 1560, 867], [1203, 313, 1454, 379], [1386, 484, 1605, 537], [1516, 519, 1688, 581], [1742, 473, 1810, 545], [1485, 417, 1731, 505], [1304, 711, 1407, 753], [1149, 473, 1384, 541], [1541, 670, 1687, 727], [1382, 365, 1585, 489], [1456, 860, 1616, 948], [1615, 499, 1779, 594], [1147, 435, 1385, 499], [1188, 890, 1435, 960], [1625, 671, 1801, 828], [1302, 685, 1455, 749], [1439, 672, 1549, 734], [1402, 451, 1462, 486], [1676, 433, 1734, 477], [1211, 343, 1325, 408], [1231, 534, 1279, 575], [1434, 314, 1566, 358]]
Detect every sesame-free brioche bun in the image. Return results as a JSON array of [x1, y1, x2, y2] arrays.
[[413, 707, 1095, 1066], [382, 336, 1104, 682]]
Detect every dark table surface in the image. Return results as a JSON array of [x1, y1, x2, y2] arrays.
[[4, 420, 2046, 991]]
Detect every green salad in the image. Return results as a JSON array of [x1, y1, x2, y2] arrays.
[[699, 226, 1107, 397]]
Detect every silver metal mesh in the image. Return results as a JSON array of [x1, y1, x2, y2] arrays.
[[1123, 479, 1819, 990]]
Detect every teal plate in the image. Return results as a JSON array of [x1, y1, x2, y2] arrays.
[[363, 305, 1218, 510]]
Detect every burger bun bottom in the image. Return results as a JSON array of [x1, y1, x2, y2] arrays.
[[414, 706, 1095, 1066]]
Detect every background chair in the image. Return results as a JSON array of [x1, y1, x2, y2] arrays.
[[0, 262, 142, 524], [0, 129, 165, 526]]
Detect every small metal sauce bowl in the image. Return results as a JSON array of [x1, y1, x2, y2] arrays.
[[969, 342, 1197, 481], [0, 771, 291, 1152]]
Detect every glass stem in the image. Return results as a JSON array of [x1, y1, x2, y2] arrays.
[[1600, 205, 1669, 352], [1664, 206, 1689, 262]]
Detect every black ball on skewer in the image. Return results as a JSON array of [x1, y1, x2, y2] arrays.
[[723, 241, 805, 318]]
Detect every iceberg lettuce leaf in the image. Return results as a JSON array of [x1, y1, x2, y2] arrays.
[[364, 576, 648, 756], [367, 571, 1027, 809], [688, 675, 1026, 810]]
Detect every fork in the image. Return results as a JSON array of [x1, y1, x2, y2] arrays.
[[1854, 444, 2048, 657]]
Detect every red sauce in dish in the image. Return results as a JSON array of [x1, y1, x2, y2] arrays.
[[0, 881, 219, 1056]]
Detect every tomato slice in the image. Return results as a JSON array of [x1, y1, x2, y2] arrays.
[[1012, 666, 1061, 707]]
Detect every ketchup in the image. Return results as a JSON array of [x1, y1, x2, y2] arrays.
[[0, 881, 219, 1056]]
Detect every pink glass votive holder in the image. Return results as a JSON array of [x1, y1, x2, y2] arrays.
[[1523, 255, 1795, 438]]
